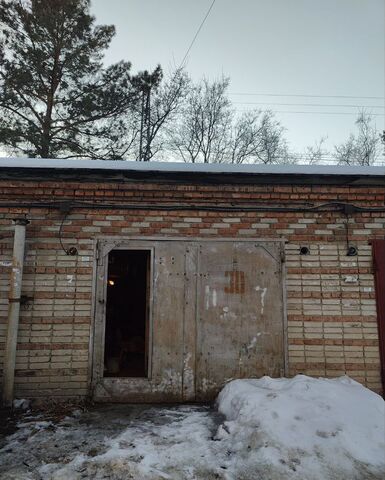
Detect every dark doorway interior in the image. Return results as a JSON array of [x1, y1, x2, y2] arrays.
[[104, 249, 150, 378]]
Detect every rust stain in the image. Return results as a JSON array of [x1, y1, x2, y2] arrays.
[[225, 270, 245, 294]]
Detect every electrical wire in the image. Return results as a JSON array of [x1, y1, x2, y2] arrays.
[[179, 0, 216, 68], [233, 109, 385, 116], [58, 211, 70, 255], [1, 201, 384, 214], [229, 92, 385, 100], [58, 208, 78, 255], [233, 102, 384, 109]]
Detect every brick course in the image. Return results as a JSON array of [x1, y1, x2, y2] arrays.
[[0, 178, 384, 398]]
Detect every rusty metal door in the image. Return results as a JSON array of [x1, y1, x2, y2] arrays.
[[372, 240, 385, 395], [92, 239, 188, 402], [195, 241, 285, 400], [92, 238, 285, 402]]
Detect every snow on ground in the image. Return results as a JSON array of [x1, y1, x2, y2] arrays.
[[216, 375, 385, 479], [0, 375, 384, 480]]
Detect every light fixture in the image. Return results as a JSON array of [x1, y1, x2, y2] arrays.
[[108, 279, 115, 286]]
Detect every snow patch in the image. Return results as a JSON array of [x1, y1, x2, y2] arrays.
[[217, 375, 385, 478], [12, 399, 31, 411]]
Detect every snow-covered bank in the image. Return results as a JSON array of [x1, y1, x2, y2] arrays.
[[0, 375, 384, 479], [216, 375, 385, 479]]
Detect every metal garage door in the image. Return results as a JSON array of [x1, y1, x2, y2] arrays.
[[195, 241, 285, 400], [91, 238, 286, 402], [92, 239, 187, 402]]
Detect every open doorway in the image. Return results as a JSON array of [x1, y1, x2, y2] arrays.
[[104, 249, 150, 378]]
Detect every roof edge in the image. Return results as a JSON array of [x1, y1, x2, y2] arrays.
[[0, 158, 384, 177]]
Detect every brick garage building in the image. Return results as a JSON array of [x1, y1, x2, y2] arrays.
[[0, 159, 384, 405]]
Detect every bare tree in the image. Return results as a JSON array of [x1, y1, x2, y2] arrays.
[[170, 77, 288, 164], [334, 112, 381, 166], [130, 67, 189, 161], [250, 112, 289, 164], [170, 77, 232, 163], [303, 136, 329, 165], [230, 110, 287, 164]]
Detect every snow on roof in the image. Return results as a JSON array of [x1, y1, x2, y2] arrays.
[[0, 157, 384, 177]]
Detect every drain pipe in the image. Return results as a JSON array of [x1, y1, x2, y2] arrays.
[[2, 218, 29, 407]]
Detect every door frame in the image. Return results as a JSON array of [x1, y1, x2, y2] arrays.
[[88, 236, 288, 400], [90, 239, 155, 396]]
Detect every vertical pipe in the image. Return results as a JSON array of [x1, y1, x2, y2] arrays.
[[2, 218, 29, 407]]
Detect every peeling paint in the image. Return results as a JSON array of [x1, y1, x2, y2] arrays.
[[255, 286, 268, 314], [183, 353, 194, 394], [247, 337, 257, 351], [345, 275, 358, 283], [212, 289, 217, 307], [205, 285, 210, 310], [201, 377, 217, 393], [66, 275, 74, 284], [156, 369, 182, 393], [246, 333, 263, 352]]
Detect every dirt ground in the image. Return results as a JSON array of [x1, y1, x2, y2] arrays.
[[0, 402, 383, 480], [0, 403, 228, 480]]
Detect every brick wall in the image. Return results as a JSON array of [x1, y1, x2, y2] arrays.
[[0, 179, 384, 398]]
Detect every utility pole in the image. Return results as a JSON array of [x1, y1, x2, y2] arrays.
[[138, 88, 146, 161], [136, 67, 162, 161], [144, 86, 151, 161], [138, 81, 151, 161]]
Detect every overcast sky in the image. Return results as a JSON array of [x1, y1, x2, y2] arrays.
[[91, 0, 385, 157]]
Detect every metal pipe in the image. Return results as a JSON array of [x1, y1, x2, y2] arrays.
[[2, 218, 29, 407]]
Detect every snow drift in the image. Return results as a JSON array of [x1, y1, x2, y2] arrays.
[[216, 374, 385, 478]]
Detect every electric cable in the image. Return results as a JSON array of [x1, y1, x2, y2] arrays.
[[233, 102, 384, 109], [229, 92, 384, 100], [179, 0, 216, 68], [1, 201, 384, 214]]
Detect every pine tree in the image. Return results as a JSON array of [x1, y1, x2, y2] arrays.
[[0, 0, 136, 158]]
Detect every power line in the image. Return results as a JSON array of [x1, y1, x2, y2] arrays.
[[230, 92, 385, 100], [234, 109, 385, 116], [233, 101, 384, 109], [179, 0, 217, 68]]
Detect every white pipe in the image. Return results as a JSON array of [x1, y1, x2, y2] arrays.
[[2, 218, 29, 407]]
